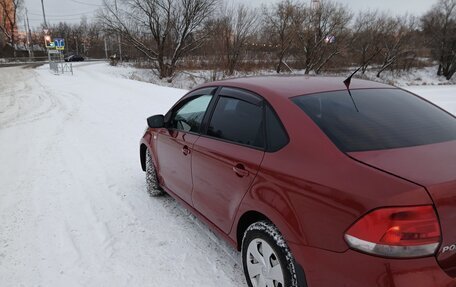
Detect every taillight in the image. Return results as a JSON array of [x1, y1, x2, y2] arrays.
[[345, 206, 441, 258]]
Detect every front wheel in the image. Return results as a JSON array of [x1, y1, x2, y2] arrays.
[[242, 221, 299, 287], [145, 150, 164, 196]]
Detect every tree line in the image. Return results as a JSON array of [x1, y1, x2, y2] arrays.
[[1, 0, 456, 81]]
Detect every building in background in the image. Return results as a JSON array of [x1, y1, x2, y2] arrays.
[[0, 0, 19, 52]]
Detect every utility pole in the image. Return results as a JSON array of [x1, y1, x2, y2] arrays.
[[23, 17, 30, 59], [75, 37, 79, 55], [104, 38, 108, 59], [41, 0, 48, 28], [114, 0, 122, 62], [118, 35, 122, 61], [311, 0, 321, 44], [25, 8, 34, 59], [24, 8, 32, 60]]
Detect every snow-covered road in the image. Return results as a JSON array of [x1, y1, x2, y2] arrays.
[[0, 63, 454, 287], [0, 63, 246, 287]]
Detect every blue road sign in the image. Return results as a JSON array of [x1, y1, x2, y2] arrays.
[[54, 38, 65, 51]]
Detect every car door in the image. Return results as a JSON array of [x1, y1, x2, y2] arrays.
[[156, 88, 215, 204], [191, 87, 266, 233]]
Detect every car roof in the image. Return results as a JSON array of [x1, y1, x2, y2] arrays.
[[198, 76, 394, 99]]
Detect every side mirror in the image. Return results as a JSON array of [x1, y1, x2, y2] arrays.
[[147, 115, 165, 128]]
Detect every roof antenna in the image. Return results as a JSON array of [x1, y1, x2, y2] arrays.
[[343, 67, 361, 112]]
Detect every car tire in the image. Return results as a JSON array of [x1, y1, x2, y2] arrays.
[[145, 150, 164, 196], [242, 221, 299, 287]]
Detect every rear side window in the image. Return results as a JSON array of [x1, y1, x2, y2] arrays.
[[207, 96, 264, 148], [292, 89, 456, 152], [265, 105, 289, 152]]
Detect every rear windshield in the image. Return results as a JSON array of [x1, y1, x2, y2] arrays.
[[292, 89, 456, 152]]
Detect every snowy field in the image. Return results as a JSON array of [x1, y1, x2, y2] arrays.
[[112, 63, 456, 90], [0, 62, 455, 287]]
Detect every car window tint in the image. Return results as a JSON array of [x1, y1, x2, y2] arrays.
[[292, 89, 456, 152], [171, 95, 212, 133], [207, 96, 264, 148], [265, 105, 289, 152]]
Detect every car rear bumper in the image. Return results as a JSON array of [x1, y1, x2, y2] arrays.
[[289, 242, 456, 287]]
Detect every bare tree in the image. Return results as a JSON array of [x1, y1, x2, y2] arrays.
[[47, 18, 106, 58], [422, 0, 456, 79], [222, 4, 258, 75], [263, 0, 301, 73], [350, 11, 387, 74], [85, 22, 107, 58], [376, 16, 417, 77], [203, 4, 257, 76], [99, 0, 217, 80], [202, 17, 227, 80], [296, 0, 352, 74], [0, 0, 22, 57]]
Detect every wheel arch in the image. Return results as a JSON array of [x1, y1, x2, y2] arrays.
[[140, 143, 147, 171], [236, 210, 271, 251], [237, 210, 309, 287]]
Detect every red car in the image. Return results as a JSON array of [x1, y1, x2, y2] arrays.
[[140, 76, 456, 287]]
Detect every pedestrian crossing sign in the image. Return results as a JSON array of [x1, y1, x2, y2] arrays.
[[54, 38, 65, 51]]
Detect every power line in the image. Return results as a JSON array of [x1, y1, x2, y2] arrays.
[[24, 0, 103, 28], [28, 15, 94, 20], [28, 16, 95, 21], [68, 0, 104, 7], [28, 13, 95, 19], [28, 11, 96, 17]]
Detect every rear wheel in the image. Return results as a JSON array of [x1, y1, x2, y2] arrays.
[[145, 150, 164, 196], [242, 221, 298, 287]]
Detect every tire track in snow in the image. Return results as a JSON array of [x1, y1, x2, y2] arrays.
[[0, 64, 247, 287], [0, 68, 76, 130]]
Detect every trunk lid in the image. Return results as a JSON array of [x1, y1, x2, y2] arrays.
[[349, 140, 456, 277]]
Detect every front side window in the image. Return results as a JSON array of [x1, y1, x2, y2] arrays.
[[207, 96, 264, 148], [170, 95, 212, 133], [292, 89, 456, 152]]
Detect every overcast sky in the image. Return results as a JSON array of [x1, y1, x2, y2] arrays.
[[23, 0, 438, 29]]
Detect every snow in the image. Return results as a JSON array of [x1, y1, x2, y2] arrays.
[[0, 62, 454, 286], [109, 64, 223, 90], [361, 66, 456, 87], [110, 63, 456, 91], [407, 85, 456, 115], [0, 62, 245, 287]]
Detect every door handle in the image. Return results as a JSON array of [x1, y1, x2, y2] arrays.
[[182, 145, 191, 156], [233, 164, 249, 177]]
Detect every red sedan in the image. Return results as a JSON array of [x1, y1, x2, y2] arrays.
[[139, 76, 456, 287]]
